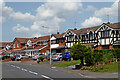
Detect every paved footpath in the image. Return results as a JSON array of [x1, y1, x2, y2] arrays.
[[18, 61, 118, 78]]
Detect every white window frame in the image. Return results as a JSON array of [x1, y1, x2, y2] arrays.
[[17, 44, 19, 48], [43, 41, 46, 45], [14, 44, 15, 48]]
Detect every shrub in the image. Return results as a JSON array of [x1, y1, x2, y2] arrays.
[[39, 56, 45, 62]]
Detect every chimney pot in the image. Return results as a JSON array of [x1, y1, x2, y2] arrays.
[[57, 32, 59, 34], [74, 28, 77, 30]]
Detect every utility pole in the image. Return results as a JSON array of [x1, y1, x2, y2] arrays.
[[107, 14, 110, 23], [42, 26, 52, 66]]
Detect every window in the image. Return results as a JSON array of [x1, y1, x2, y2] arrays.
[[40, 42, 41, 45], [51, 40, 56, 44], [17, 44, 19, 48], [106, 31, 109, 37], [82, 35, 85, 40], [101, 31, 109, 38], [14, 44, 15, 48], [43, 41, 46, 45], [61, 39, 63, 43], [56, 40, 59, 44]]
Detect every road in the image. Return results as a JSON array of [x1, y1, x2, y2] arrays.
[[2, 62, 83, 80]]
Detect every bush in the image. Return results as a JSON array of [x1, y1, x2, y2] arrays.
[[39, 56, 45, 62]]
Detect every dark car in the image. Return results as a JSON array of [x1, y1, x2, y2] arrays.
[[11, 55, 16, 61], [62, 52, 71, 61], [0, 55, 5, 60]]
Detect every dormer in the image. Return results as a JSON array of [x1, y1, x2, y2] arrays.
[[6, 44, 11, 50], [27, 40, 32, 46]]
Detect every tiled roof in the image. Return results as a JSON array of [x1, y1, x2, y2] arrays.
[[36, 35, 50, 42], [104, 22, 120, 29], [0, 42, 12, 47], [15, 35, 50, 44], [68, 22, 120, 35], [15, 38, 35, 44], [68, 26, 100, 34], [24, 45, 47, 51], [52, 33, 65, 38]]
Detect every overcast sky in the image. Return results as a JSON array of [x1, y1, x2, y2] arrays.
[[0, 0, 119, 42]]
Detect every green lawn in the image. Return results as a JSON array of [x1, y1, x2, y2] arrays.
[[90, 62, 120, 72], [53, 60, 81, 67]]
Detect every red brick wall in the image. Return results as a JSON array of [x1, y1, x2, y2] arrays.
[[109, 45, 114, 49], [40, 45, 50, 55], [94, 46, 102, 50], [59, 39, 65, 46]]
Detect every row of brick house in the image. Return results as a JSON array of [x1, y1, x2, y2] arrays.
[[0, 22, 120, 56]]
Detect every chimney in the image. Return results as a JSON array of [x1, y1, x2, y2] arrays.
[[57, 32, 59, 34], [34, 37, 37, 39], [74, 28, 77, 30], [107, 22, 110, 24]]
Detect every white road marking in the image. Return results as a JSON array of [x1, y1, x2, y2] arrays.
[[41, 75, 54, 80], [16, 66, 20, 69], [78, 73, 96, 78], [11, 65, 15, 67], [112, 72, 118, 74], [51, 67, 56, 69], [29, 71, 38, 75], [21, 68, 27, 72]]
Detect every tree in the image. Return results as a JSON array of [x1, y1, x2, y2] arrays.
[[70, 40, 93, 66]]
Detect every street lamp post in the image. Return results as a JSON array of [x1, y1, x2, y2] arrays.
[[42, 26, 52, 66]]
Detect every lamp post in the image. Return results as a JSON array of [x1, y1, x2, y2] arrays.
[[42, 26, 52, 66]]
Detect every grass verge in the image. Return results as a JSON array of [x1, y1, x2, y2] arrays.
[[92, 62, 120, 72], [53, 60, 80, 67], [81, 62, 120, 72]]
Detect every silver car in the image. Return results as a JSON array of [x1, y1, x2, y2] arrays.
[[32, 54, 44, 60], [52, 53, 63, 61], [16, 54, 29, 61]]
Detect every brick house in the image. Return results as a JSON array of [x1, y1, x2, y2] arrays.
[[50, 32, 66, 53], [0, 42, 12, 55]]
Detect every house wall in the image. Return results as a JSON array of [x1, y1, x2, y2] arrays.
[[40, 45, 50, 55]]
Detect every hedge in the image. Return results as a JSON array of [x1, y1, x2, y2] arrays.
[[85, 49, 120, 65]]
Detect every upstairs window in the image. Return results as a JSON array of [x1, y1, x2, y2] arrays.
[[61, 39, 64, 43], [82, 35, 85, 40], [40, 42, 41, 46], [51, 40, 56, 44], [43, 41, 46, 45], [101, 31, 109, 38], [17, 44, 19, 48], [56, 40, 59, 44], [14, 44, 15, 48]]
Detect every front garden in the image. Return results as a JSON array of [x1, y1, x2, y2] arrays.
[[53, 40, 120, 72]]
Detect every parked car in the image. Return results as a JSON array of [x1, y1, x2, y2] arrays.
[[46, 54, 50, 60], [62, 52, 71, 61], [46, 54, 53, 60], [52, 53, 62, 61], [32, 54, 44, 60], [16, 54, 29, 61]]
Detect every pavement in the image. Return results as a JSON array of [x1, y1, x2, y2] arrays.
[[1, 60, 119, 80]]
